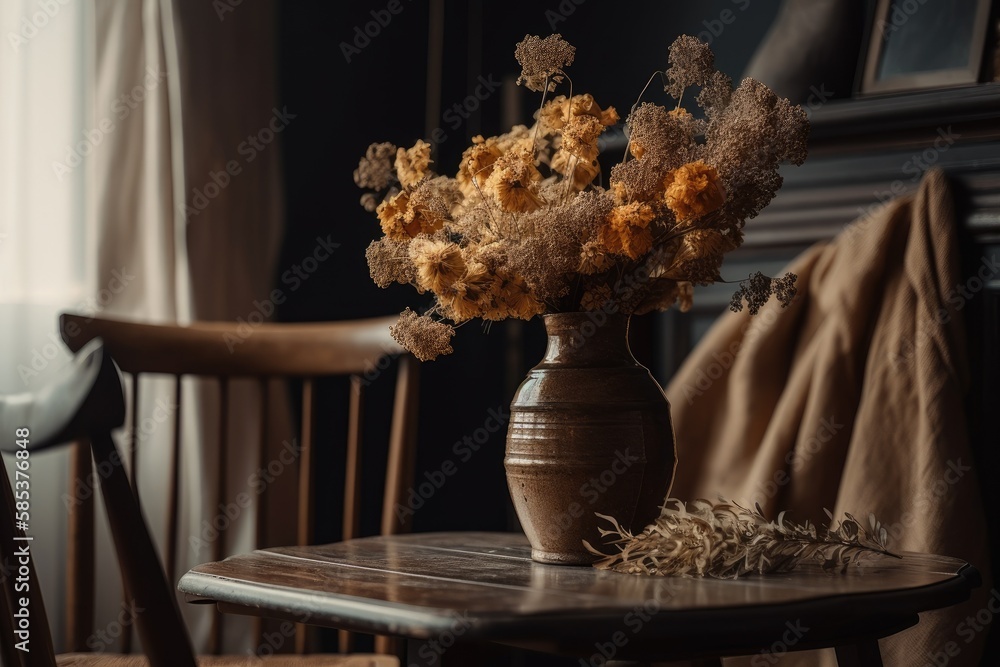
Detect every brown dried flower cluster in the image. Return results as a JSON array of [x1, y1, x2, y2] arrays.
[[586, 498, 899, 579], [389, 308, 454, 361], [355, 34, 808, 360], [514, 33, 575, 92], [730, 270, 797, 315]]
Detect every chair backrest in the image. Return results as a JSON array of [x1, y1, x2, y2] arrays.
[[0, 339, 198, 667], [56, 313, 419, 656]]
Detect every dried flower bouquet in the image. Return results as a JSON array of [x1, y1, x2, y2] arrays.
[[356, 34, 809, 361]]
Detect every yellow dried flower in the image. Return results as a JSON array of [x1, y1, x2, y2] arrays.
[[538, 95, 571, 130], [409, 238, 467, 293], [483, 273, 544, 320], [611, 181, 630, 205], [495, 124, 534, 153], [628, 140, 645, 160], [561, 114, 604, 162], [669, 107, 693, 121], [608, 202, 656, 231], [578, 239, 613, 274], [435, 261, 494, 322], [376, 184, 447, 241], [664, 161, 726, 222], [502, 278, 544, 319], [599, 202, 656, 259], [551, 149, 600, 191], [376, 191, 418, 240], [395, 139, 432, 188], [538, 94, 619, 131], [459, 136, 503, 189], [485, 147, 545, 213]]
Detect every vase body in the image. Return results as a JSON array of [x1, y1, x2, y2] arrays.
[[504, 312, 676, 564]]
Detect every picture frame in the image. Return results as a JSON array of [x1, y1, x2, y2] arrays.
[[861, 0, 994, 95]]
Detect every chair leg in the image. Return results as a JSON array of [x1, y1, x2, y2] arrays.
[[835, 640, 884, 666]]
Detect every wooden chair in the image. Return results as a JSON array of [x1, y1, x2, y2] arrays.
[[0, 338, 394, 665], [2, 311, 419, 663]]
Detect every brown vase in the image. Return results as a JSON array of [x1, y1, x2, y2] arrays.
[[505, 312, 676, 564]]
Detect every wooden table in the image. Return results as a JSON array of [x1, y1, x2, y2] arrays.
[[178, 532, 979, 666]]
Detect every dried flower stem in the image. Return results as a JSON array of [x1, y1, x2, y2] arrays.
[[531, 74, 551, 150], [586, 498, 899, 579], [564, 155, 578, 201], [469, 164, 501, 234]]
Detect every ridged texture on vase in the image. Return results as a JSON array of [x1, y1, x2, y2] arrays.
[[505, 312, 676, 564]]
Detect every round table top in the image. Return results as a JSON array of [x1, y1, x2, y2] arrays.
[[179, 531, 980, 661]]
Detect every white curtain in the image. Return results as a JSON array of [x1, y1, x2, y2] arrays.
[[0, 0, 89, 650], [89, 0, 292, 654], [3, 0, 291, 655]]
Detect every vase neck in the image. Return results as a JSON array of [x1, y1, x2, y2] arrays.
[[541, 312, 635, 366]]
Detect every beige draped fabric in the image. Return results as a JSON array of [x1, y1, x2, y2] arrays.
[[666, 170, 992, 666], [87, 0, 293, 653]]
